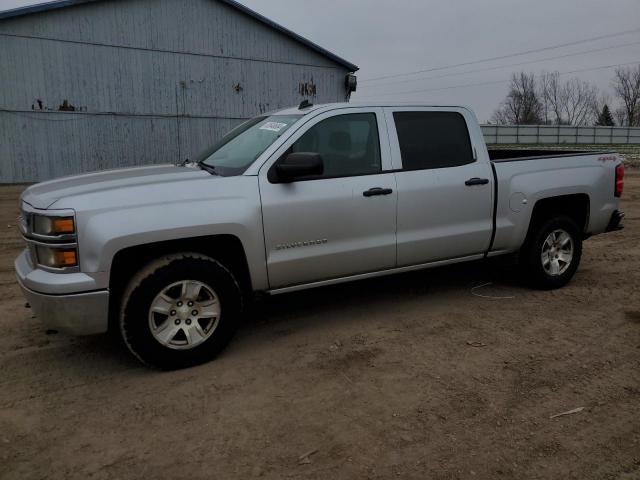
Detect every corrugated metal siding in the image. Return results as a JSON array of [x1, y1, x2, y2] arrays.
[[0, 0, 343, 69], [0, 0, 352, 183]]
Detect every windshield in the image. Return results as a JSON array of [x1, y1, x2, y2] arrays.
[[197, 114, 303, 176]]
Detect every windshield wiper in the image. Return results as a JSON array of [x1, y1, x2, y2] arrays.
[[197, 161, 219, 176]]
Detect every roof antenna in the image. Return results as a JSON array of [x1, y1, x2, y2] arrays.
[[298, 99, 313, 110]]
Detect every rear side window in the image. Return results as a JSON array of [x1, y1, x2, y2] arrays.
[[393, 111, 473, 170], [290, 113, 381, 178]]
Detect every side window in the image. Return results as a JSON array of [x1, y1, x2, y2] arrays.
[[290, 113, 382, 178], [393, 111, 473, 170]]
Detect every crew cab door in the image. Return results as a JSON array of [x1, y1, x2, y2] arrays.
[[258, 108, 397, 289], [384, 107, 493, 266]]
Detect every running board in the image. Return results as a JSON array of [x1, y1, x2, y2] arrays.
[[266, 254, 484, 295]]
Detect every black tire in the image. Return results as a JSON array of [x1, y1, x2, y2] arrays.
[[120, 253, 242, 369], [520, 215, 583, 290]]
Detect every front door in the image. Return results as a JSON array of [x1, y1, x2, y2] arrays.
[[259, 108, 397, 289]]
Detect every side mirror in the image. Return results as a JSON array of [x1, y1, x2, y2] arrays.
[[274, 152, 323, 182]]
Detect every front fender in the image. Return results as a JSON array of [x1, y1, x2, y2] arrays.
[[74, 195, 268, 291]]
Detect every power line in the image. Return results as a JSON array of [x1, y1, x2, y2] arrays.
[[358, 40, 640, 89], [359, 28, 640, 84], [354, 59, 640, 98]]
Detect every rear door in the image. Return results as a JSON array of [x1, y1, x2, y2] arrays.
[[259, 108, 397, 288], [385, 107, 493, 266]]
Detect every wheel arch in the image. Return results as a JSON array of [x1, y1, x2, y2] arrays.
[[525, 193, 591, 243], [108, 235, 251, 331]]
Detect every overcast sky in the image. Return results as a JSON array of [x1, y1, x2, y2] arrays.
[[2, 0, 639, 121]]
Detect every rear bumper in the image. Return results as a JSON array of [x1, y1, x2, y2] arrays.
[[15, 249, 109, 335], [605, 210, 625, 232]]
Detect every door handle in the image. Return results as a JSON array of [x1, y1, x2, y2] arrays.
[[465, 177, 489, 186], [363, 187, 393, 197]]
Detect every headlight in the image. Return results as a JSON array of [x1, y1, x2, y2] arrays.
[[20, 206, 79, 271], [35, 245, 78, 268], [33, 215, 75, 236]]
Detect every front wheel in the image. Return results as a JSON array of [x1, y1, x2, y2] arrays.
[[119, 253, 242, 369], [520, 215, 583, 290]]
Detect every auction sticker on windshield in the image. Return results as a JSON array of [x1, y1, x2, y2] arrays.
[[260, 122, 288, 132]]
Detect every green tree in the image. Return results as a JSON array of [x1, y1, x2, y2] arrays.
[[595, 104, 615, 126]]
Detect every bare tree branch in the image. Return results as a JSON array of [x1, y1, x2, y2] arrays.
[[540, 72, 598, 125], [612, 65, 640, 126], [492, 72, 542, 125]]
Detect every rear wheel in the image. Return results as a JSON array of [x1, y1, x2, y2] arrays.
[[520, 215, 582, 290], [119, 253, 242, 369]]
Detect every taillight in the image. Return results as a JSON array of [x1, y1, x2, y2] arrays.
[[615, 163, 624, 198]]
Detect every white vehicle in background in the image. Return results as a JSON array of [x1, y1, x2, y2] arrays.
[[16, 102, 625, 369]]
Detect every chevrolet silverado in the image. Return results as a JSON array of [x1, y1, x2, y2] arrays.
[[16, 102, 625, 368]]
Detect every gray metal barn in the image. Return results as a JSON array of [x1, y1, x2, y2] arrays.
[[0, 0, 358, 183]]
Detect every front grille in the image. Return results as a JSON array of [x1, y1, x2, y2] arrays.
[[19, 208, 33, 264], [18, 210, 35, 265], [18, 211, 30, 235]]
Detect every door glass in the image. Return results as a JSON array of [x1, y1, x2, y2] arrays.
[[393, 111, 473, 170], [290, 113, 382, 178]]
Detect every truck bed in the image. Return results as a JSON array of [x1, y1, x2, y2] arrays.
[[488, 149, 620, 257], [488, 148, 613, 162]]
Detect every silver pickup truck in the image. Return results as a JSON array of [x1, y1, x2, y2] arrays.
[[15, 102, 625, 369]]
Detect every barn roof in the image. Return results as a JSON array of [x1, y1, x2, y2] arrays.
[[0, 0, 358, 71]]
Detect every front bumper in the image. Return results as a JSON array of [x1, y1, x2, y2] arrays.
[[15, 250, 109, 335]]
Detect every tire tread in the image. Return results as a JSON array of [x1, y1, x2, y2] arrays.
[[520, 215, 582, 290], [119, 252, 242, 369]]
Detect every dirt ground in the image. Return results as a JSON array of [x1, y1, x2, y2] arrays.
[[1, 173, 639, 480]]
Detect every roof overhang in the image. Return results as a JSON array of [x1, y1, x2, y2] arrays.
[[0, 0, 358, 72]]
